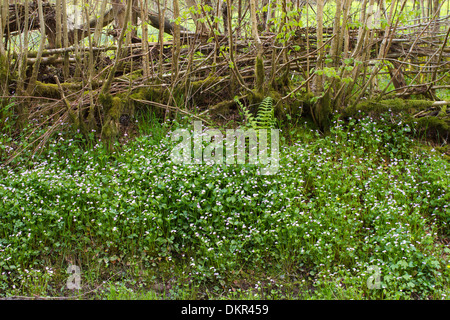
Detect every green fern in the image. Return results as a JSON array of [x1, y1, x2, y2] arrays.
[[256, 97, 276, 129], [234, 96, 276, 130]]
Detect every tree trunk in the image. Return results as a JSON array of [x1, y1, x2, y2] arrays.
[[314, 0, 324, 94], [250, 0, 263, 93], [329, 0, 342, 67], [26, 0, 46, 96]]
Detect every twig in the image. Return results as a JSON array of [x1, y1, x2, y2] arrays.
[[131, 98, 214, 125]]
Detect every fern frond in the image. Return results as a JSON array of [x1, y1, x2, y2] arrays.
[[235, 96, 258, 130], [234, 96, 276, 130], [256, 97, 276, 129]]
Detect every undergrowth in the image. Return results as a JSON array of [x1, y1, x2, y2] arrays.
[[0, 111, 449, 300]]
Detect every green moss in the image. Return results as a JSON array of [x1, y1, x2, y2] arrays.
[[344, 98, 434, 117], [267, 90, 282, 100], [99, 93, 113, 111], [438, 105, 447, 117], [110, 97, 123, 121], [189, 76, 223, 93], [0, 55, 8, 81], [255, 56, 265, 93], [101, 119, 118, 148], [128, 87, 166, 118], [248, 90, 265, 107], [435, 144, 450, 154], [208, 99, 236, 117], [313, 90, 332, 131], [34, 82, 61, 99], [34, 81, 87, 99], [411, 116, 450, 136], [99, 93, 124, 143], [0, 55, 12, 102], [117, 70, 143, 82], [102, 120, 115, 136]]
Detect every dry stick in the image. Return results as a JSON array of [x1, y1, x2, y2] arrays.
[[427, 25, 450, 93], [62, 0, 70, 79], [46, 82, 88, 149], [382, 48, 441, 96], [385, 72, 449, 96], [269, 43, 287, 86], [396, 15, 450, 30], [431, 85, 450, 90], [372, 0, 405, 87], [269, 1, 288, 88], [140, 0, 150, 79], [306, 2, 310, 93], [85, 3, 96, 128], [412, 100, 450, 119], [280, 0, 289, 85], [26, 56, 78, 65], [378, 0, 445, 98], [4, 113, 68, 165], [378, 57, 444, 69], [25, 0, 46, 96], [227, 0, 239, 92], [264, 0, 272, 33], [27, 42, 164, 57], [430, 101, 450, 106], [354, 0, 406, 105], [249, 0, 263, 91], [69, 7, 117, 46], [100, 0, 132, 96], [199, 1, 251, 94], [75, 4, 90, 127], [330, 0, 350, 104], [329, 0, 342, 67], [278, 72, 315, 105], [166, 0, 181, 113], [0, 0, 5, 55], [276, 34, 336, 74], [16, 0, 29, 97], [93, 0, 109, 46], [156, 0, 170, 121], [157, 0, 166, 83], [183, 31, 198, 108], [331, 0, 355, 106], [342, 0, 352, 60], [132, 98, 214, 125], [345, 0, 376, 103], [172, 0, 180, 86], [127, 1, 134, 96], [237, 0, 250, 40], [334, 0, 366, 105], [3, 0, 11, 52], [314, 0, 324, 93], [55, 0, 62, 48], [72, 0, 81, 78]]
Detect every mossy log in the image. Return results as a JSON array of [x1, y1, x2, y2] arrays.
[[202, 99, 238, 118], [343, 98, 436, 117], [188, 75, 225, 93], [342, 97, 449, 140], [34, 81, 91, 99], [410, 115, 450, 139]]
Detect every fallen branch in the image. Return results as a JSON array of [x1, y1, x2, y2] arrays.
[[132, 98, 213, 125]]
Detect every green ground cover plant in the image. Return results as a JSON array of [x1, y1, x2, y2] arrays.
[[0, 111, 449, 299]]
